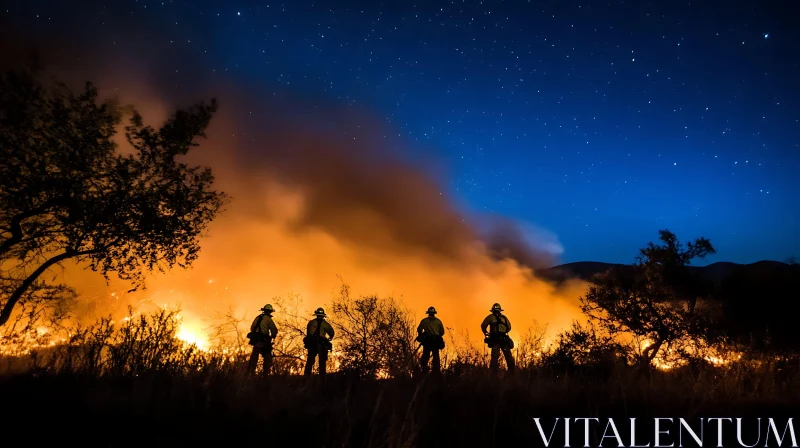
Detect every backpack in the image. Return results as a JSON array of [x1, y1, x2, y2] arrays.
[[246, 314, 270, 346], [485, 315, 513, 349], [415, 318, 445, 349], [303, 319, 332, 351]]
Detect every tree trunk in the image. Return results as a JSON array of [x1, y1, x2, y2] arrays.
[[0, 251, 76, 327], [642, 338, 664, 365]]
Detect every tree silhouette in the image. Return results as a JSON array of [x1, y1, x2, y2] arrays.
[[579, 229, 716, 366], [331, 282, 416, 379], [0, 67, 227, 326]]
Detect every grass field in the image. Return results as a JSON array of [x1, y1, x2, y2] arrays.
[[1, 303, 798, 447], [2, 355, 798, 446]]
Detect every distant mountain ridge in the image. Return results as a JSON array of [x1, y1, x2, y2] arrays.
[[537, 260, 794, 285]]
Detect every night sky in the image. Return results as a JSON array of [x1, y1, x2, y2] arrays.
[[2, 0, 798, 265]]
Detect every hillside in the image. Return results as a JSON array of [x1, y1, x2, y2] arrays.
[[537, 260, 794, 285]]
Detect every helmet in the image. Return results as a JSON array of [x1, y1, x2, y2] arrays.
[[426, 306, 437, 315], [261, 304, 274, 313], [313, 307, 326, 317], [490, 303, 503, 312]]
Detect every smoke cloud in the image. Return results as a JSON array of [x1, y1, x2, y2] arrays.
[[1, 24, 589, 345]]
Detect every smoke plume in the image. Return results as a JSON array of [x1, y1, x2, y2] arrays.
[[1, 23, 589, 345]]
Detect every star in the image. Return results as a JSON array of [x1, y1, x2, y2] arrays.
[[2, 0, 794, 266]]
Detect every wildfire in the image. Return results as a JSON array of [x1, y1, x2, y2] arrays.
[[0, 328, 67, 357], [175, 318, 210, 351], [640, 339, 742, 370]]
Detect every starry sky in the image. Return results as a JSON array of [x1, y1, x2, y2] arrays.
[[2, 0, 798, 265]]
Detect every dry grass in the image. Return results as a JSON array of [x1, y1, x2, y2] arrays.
[[1, 307, 798, 446], [1, 365, 797, 445]]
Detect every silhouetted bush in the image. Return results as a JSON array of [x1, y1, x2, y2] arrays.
[[332, 283, 417, 379], [540, 321, 626, 376]]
